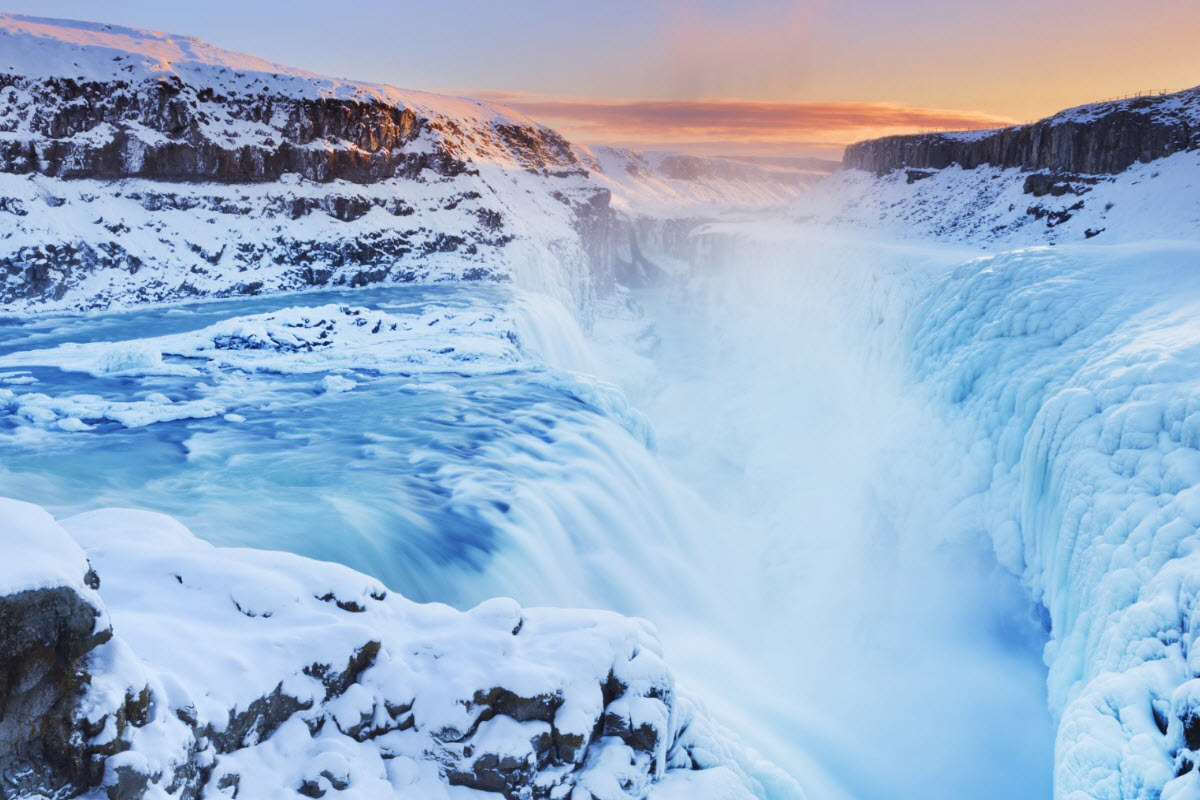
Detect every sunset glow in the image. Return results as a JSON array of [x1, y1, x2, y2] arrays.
[[470, 92, 1016, 157], [4, 0, 1199, 157]]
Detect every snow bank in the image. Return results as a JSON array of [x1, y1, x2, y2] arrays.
[[0, 496, 96, 599]]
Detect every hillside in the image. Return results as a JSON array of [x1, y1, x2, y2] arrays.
[[795, 85, 1200, 247]]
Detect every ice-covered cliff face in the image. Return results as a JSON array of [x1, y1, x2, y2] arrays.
[[646, 216, 1200, 800], [904, 243, 1200, 800], [0, 13, 610, 311]]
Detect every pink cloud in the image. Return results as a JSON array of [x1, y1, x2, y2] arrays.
[[468, 91, 1015, 157]]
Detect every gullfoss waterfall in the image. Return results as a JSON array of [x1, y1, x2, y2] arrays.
[[1, 225, 1079, 800]]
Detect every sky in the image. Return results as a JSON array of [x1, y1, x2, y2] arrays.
[[6, 0, 1200, 157]]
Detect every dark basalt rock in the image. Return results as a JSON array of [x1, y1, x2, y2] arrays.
[[0, 584, 112, 798], [1022, 173, 1099, 197], [1184, 706, 1200, 752], [844, 86, 1200, 175], [0, 71, 583, 185], [446, 752, 535, 797]]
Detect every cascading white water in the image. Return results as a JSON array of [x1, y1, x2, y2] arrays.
[[587, 223, 1057, 800]]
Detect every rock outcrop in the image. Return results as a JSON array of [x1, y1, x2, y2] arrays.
[[0, 586, 111, 797], [0, 15, 823, 312], [843, 85, 1200, 175], [0, 14, 580, 184]]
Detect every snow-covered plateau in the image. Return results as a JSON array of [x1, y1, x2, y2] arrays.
[[5, 10, 1200, 800]]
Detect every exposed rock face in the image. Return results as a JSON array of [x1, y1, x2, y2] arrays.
[[844, 86, 1200, 175], [0, 177, 540, 310], [0, 585, 111, 798], [0, 74, 586, 185]]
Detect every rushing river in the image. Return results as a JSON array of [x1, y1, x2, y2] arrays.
[[0, 228, 1057, 799]]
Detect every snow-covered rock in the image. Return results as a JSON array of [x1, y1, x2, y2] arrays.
[[814, 83, 1200, 248], [0, 496, 767, 800], [0, 500, 110, 799]]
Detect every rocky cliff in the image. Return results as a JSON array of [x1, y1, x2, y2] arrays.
[[0, 15, 580, 184], [0, 14, 609, 311], [569, 146, 826, 285], [843, 85, 1200, 175]]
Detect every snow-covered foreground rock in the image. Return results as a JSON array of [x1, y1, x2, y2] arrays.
[[0, 496, 768, 800]]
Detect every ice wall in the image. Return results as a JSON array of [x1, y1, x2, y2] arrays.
[[907, 241, 1200, 799]]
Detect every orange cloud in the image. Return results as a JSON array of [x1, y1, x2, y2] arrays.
[[468, 91, 1015, 157]]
